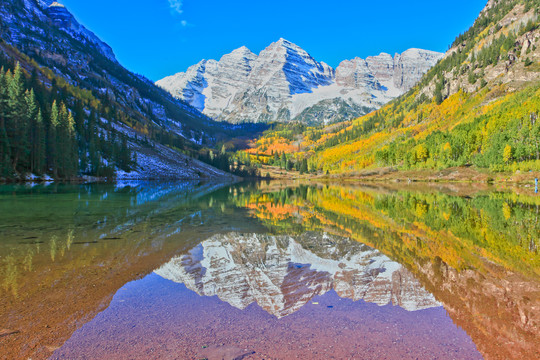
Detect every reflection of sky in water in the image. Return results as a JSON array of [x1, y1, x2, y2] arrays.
[[53, 272, 481, 360]]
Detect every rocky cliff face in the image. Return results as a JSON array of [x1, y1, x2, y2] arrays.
[[420, 1, 539, 101], [34, 1, 116, 61], [394, 48, 445, 90], [155, 232, 440, 318], [157, 40, 443, 124]]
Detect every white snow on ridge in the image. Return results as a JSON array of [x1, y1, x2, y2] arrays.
[[290, 84, 378, 119]]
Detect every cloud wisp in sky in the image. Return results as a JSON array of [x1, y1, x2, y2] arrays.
[[167, 0, 190, 27], [167, 0, 183, 15]]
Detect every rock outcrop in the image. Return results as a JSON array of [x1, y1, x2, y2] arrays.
[[41, 1, 116, 61]]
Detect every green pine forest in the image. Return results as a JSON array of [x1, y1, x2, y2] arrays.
[[0, 54, 134, 179]]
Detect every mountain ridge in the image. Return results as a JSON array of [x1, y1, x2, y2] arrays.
[[157, 39, 443, 125]]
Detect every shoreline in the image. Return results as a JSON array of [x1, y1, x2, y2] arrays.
[[261, 165, 540, 186], [3, 166, 540, 187], [0, 174, 243, 184]]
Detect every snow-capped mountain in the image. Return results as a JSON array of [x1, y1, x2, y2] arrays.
[[155, 232, 440, 318], [157, 39, 444, 124]]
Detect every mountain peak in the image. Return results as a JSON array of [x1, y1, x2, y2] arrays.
[[270, 38, 304, 52], [228, 45, 256, 59], [367, 52, 393, 60], [34, 0, 117, 61], [234, 45, 251, 52], [400, 48, 443, 58], [49, 2, 65, 8]]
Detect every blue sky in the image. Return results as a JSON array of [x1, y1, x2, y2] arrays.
[[62, 0, 487, 81]]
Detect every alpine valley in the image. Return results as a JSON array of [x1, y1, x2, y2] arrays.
[[1, 1, 540, 360], [157, 40, 443, 125]]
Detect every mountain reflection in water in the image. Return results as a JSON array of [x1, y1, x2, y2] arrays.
[[156, 232, 440, 318]]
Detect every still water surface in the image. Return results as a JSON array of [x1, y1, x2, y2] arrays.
[[0, 181, 538, 359]]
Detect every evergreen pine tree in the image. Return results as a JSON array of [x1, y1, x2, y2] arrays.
[[118, 136, 132, 171], [0, 67, 11, 176], [56, 103, 77, 178], [7, 63, 28, 172], [48, 101, 60, 177], [66, 110, 78, 177], [25, 90, 40, 173], [280, 152, 286, 169], [300, 158, 308, 174], [33, 110, 46, 174]]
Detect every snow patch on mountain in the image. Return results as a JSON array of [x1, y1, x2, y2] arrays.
[[273, 38, 335, 95]]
